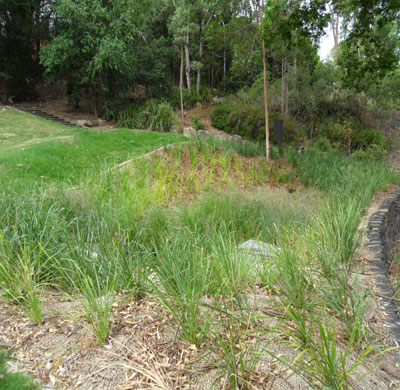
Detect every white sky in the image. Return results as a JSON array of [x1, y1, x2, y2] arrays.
[[318, 26, 334, 61]]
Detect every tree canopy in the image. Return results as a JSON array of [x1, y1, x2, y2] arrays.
[[0, 0, 398, 113]]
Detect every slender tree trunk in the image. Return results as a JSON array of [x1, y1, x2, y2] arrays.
[[260, 0, 269, 160], [281, 55, 285, 114], [330, 10, 340, 66], [222, 20, 226, 92], [197, 33, 204, 93], [35, 0, 41, 57], [180, 42, 184, 121], [184, 34, 191, 90], [285, 61, 289, 115], [262, 42, 270, 161]]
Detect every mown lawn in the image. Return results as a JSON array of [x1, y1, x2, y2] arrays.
[[0, 107, 184, 184]]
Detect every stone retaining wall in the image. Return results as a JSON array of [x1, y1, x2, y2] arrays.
[[367, 189, 400, 346]]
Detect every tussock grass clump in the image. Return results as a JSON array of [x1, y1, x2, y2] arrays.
[[0, 138, 398, 387]]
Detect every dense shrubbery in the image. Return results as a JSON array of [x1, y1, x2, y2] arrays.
[[169, 87, 212, 110], [351, 144, 387, 161], [211, 103, 301, 143], [117, 100, 174, 132], [314, 117, 389, 153]]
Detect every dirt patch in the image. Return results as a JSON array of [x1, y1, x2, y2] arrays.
[[172, 103, 228, 138], [4, 135, 75, 151]]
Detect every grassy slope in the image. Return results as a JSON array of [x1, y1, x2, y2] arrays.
[[0, 108, 184, 184]]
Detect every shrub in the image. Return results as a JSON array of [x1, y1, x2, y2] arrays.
[[351, 144, 386, 161], [350, 128, 387, 151], [314, 137, 332, 152], [191, 114, 205, 130], [210, 104, 235, 130], [316, 117, 388, 153], [211, 104, 301, 143], [169, 86, 212, 109], [117, 100, 174, 132], [227, 104, 265, 141]]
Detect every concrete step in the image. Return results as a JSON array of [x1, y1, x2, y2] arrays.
[[16, 107, 80, 127]]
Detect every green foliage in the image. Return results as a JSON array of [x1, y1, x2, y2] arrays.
[[169, 86, 211, 109], [314, 137, 332, 152], [351, 144, 387, 162], [338, 3, 399, 94], [191, 114, 205, 130], [315, 117, 388, 153], [369, 68, 400, 109], [0, 235, 47, 324], [117, 100, 174, 132], [40, 0, 142, 115], [211, 104, 300, 143]]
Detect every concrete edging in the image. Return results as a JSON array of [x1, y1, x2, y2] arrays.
[[367, 188, 400, 347]]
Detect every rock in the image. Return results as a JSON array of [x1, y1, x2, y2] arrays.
[[214, 134, 228, 141], [213, 96, 224, 103], [76, 119, 99, 127], [230, 134, 243, 142], [237, 240, 281, 260], [197, 130, 210, 136], [183, 127, 197, 137]]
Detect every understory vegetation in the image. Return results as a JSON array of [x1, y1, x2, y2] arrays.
[[0, 127, 398, 387], [1, 0, 400, 387]]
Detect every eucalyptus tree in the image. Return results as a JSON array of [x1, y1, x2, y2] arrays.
[[40, 0, 145, 115], [262, 0, 328, 156], [336, 0, 399, 95]]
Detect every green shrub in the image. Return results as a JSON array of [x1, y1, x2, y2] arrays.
[[227, 104, 265, 141], [211, 104, 300, 143], [315, 137, 332, 152], [191, 114, 205, 130], [210, 104, 235, 130], [117, 100, 174, 132], [350, 128, 387, 151], [351, 144, 386, 161], [316, 117, 388, 153], [169, 87, 212, 109]]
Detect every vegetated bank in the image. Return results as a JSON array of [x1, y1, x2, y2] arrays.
[[0, 117, 399, 388]]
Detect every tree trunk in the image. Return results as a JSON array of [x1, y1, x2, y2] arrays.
[[262, 42, 270, 161], [184, 34, 191, 90], [281, 56, 285, 114], [260, 0, 269, 160], [330, 10, 340, 66], [222, 21, 226, 92], [285, 61, 289, 115], [180, 42, 184, 121], [197, 32, 204, 93]]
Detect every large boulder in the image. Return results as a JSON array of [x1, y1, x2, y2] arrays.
[[183, 127, 197, 137]]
